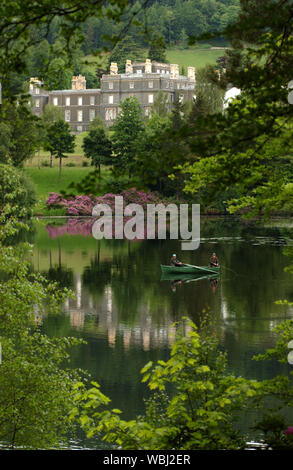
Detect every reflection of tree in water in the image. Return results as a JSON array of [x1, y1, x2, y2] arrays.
[[219, 225, 293, 380], [222, 243, 293, 321], [82, 256, 112, 299], [281, 225, 293, 298], [109, 242, 164, 325], [201, 216, 291, 242], [41, 241, 74, 289], [45, 266, 74, 289], [201, 216, 245, 239]]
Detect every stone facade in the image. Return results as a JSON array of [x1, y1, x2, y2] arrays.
[[30, 60, 196, 132], [48, 89, 101, 133], [30, 78, 49, 118]]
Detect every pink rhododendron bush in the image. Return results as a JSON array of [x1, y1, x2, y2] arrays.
[[46, 189, 170, 216]]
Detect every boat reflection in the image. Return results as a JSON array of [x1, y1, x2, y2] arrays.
[[160, 272, 219, 292]]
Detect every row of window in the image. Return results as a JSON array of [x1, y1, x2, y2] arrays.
[[36, 92, 175, 110], [36, 92, 182, 111], [65, 109, 96, 122], [104, 107, 151, 121], [63, 106, 157, 124], [107, 80, 187, 91], [51, 92, 155, 107], [108, 80, 180, 90], [107, 94, 154, 104], [52, 96, 96, 106], [50, 89, 185, 107], [134, 69, 168, 75], [108, 80, 155, 90], [38, 102, 169, 124]]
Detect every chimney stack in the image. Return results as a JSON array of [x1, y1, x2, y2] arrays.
[[110, 62, 118, 75], [29, 77, 42, 92], [170, 64, 179, 79], [145, 59, 152, 74], [187, 66, 195, 81], [72, 74, 86, 90], [125, 59, 133, 74]]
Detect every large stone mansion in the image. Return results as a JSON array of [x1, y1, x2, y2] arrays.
[[30, 59, 196, 131]]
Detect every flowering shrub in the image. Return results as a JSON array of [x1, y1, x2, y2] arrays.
[[46, 193, 97, 216], [46, 188, 171, 216], [46, 193, 67, 207]]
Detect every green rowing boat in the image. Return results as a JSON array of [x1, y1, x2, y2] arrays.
[[160, 264, 220, 275]]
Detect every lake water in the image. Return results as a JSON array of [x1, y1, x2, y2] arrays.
[[28, 216, 293, 448]]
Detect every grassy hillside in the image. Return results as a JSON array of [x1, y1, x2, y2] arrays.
[[25, 165, 114, 214], [166, 48, 225, 70], [26, 167, 92, 199], [82, 46, 226, 75], [25, 166, 93, 214]]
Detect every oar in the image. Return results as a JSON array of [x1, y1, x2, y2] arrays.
[[184, 274, 218, 283], [182, 263, 218, 274]]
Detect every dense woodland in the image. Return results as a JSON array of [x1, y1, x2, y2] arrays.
[[79, 0, 240, 52], [30, 0, 239, 52], [6, 0, 239, 93]]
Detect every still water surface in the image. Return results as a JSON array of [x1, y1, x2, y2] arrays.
[[28, 216, 293, 447]]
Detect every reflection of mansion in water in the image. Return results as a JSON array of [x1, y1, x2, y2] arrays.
[[61, 273, 192, 351], [29, 59, 196, 130]]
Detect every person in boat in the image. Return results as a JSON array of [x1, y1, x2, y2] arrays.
[[209, 252, 219, 267], [170, 254, 183, 267]]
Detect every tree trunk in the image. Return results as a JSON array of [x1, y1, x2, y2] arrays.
[[58, 156, 62, 181], [50, 152, 53, 168], [98, 163, 101, 189]]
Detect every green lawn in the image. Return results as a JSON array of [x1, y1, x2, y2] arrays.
[[25, 166, 93, 214], [25, 132, 89, 167], [26, 166, 92, 197], [166, 48, 226, 70], [25, 165, 115, 215]]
